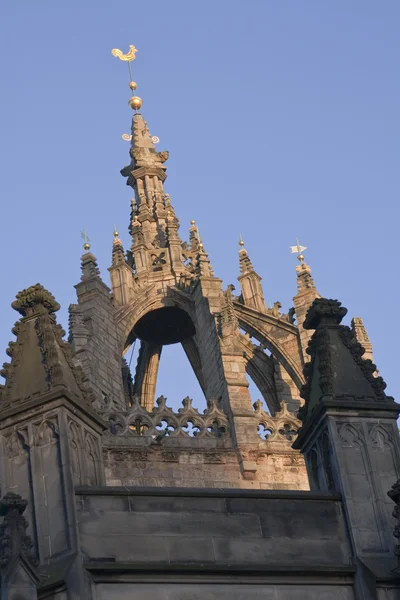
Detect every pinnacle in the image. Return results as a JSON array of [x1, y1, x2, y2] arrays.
[[1, 287, 94, 410]]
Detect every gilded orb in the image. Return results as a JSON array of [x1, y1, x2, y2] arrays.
[[190, 220, 196, 225], [129, 81, 137, 90], [129, 96, 143, 110], [298, 254, 304, 262]]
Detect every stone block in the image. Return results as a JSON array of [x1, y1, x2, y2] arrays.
[[128, 495, 226, 513], [81, 533, 170, 562], [167, 536, 216, 563], [80, 510, 262, 538]]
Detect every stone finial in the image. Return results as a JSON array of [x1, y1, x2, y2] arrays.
[[238, 243, 255, 275], [388, 479, 400, 563], [296, 261, 316, 293], [0, 492, 38, 573], [11, 283, 60, 317], [111, 228, 126, 267], [303, 298, 348, 330]]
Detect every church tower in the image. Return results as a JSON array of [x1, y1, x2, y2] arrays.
[[66, 46, 316, 488]]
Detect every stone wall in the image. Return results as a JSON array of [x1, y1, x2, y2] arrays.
[[101, 396, 309, 490], [76, 486, 355, 599]]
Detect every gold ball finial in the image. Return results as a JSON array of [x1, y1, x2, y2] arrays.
[[83, 243, 91, 251], [199, 242, 204, 251], [298, 254, 304, 263], [129, 96, 143, 110], [113, 225, 119, 238], [129, 81, 137, 91], [239, 234, 245, 247], [190, 220, 196, 226]]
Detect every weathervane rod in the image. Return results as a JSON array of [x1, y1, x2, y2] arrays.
[[111, 44, 142, 111], [290, 239, 307, 263]]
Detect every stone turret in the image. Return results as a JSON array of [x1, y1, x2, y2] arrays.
[[294, 298, 400, 597], [0, 284, 105, 595]]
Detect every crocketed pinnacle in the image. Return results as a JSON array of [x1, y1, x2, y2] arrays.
[[1, 284, 94, 409], [81, 249, 101, 281], [296, 259, 315, 293], [238, 237, 255, 274], [111, 226, 126, 266], [297, 298, 392, 424]]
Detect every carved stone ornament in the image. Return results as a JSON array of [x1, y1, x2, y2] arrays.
[[253, 400, 301, 443], [303, 298, 347, 330], [0, 492, 38, 572], [11, 283, 60, 317], [108, 395, 229, 439]]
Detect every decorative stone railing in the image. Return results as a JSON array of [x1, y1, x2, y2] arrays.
[[105, 396, 230, 446], [101, 392, 301, 449], [253, 400, 301, 444]]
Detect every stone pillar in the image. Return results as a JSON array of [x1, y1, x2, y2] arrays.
[[294, 298, 400, 599], [133, 341, 162, 411], [0, 285, 106, 598]]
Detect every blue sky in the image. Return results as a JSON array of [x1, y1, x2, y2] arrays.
[[0, 1, 399, 411]]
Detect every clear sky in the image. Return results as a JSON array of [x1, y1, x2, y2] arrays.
[[0, 1, 399, 412]]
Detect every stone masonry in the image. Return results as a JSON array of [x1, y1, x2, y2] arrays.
[[0, 56, 399, 598]]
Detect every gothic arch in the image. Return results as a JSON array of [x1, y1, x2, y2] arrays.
[[234, 301, 305, 390], [238, 333, 280, 413], [116, 287, 196, 352]]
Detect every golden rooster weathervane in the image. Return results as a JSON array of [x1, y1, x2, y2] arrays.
[[111, 45, 138, 62], [111, 44, 142, 111]]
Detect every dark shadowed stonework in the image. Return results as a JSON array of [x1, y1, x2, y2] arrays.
[[0, 72, 399, 599]]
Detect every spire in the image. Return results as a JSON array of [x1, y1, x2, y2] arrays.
[[0, 284, 94, 410], [109, 225, 137, 306], [298, 298, 393, 423], [79, 231, 101, 282], [112, 43, 190, 282], [111, 225, 126, 266], [237, 236, 267, 313], [121, 112, 169, 196], [238, 235, 254, 274]]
